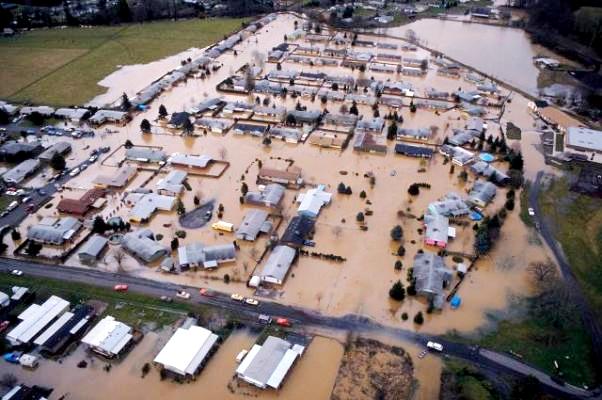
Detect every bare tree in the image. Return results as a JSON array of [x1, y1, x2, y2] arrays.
[[112, 249, 127, 273], [527, 261, 557, 287], [219, 146, 228, 160], [332, 225, 343, 238]]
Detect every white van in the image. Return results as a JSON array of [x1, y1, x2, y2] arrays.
[[427, 341, 443, 352]]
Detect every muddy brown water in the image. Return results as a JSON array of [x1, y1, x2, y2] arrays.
[[3, 13, 573, 397]]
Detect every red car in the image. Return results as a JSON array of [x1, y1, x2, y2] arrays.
[[0, 320, 10, 333], [114, 284, 128, 292], [199, 288, 214, 297], [276, 318, 291, 327]]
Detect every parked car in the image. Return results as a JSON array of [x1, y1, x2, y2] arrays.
[[427, 341, 443, 352], [113, 284, 128, 291], [528, 207, 535, 216], [11, 270, 23, 276], [69, 168, 80, 177], [199, 288, 214, 297], [89, 155, 98, 163], [244, 298, 259, 306], [3, 351, 22, 364], [160, 295, 172, 303], [258, 314, 272, 324], [0, 321, 10, 333], [230, 293, 244, 302], [176, 290, 191, 299], [275, 317, 291, 327], [21, 197, 31, 204]]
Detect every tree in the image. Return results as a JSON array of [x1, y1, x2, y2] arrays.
[[331, 82, 339, 91], [112, 249, 126, 272], [527, 262, 556, 286], [26, 241, 42, 256], [176, 198, 186, 215], [337, 182, 347, 194], [505, 198, 515, 210], [121, 92, 132, 111], [408, 183, 420, 196], [394, 260, 403, 271], [286, 114, 297, 126], [511, 376, 543, 400], [390, 225, 403, 241], [117, 0, 132, 22], [413, 311, 424, 324], [50, 153, 66, 171], [389, 281, 405, 301], [124, 139, 133, 148], [509, 151, 524, 171], [359, 190, 367, 199], [356, 212, 365, 222], [387, 121, 398, 140], [182, 118, 194, 135], [140, 119, 151, 133], [349, 102, 359, 115], [158, 104, 168, 119], [170, 237, 179, 251], [92, 216, 108, 234], [342, 5, 353, 18], [410, 103, 417, 113], [241, 182, 249, 195], [262, 136, 272, 146], [10, 229, 21, 241], [193, 196, 200, 206], [397, 245, 406, 257]]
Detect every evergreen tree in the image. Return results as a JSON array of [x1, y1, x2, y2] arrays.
[[140, 119, 151, 133], [117, 0, 132, 22], [121, 92, 131, 111], [158, 104, 168, 119], [389, 281, 406, 301]]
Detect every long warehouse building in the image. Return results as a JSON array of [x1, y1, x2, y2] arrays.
[[6, 295, 70, 346]]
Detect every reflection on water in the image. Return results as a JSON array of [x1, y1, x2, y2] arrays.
[[386, 19, 541, 95]]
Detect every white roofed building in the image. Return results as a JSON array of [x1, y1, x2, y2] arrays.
[[236, 336, 305, 389], [81, 315, 133, 358], [6, 295, 70, 345], [296, 185, 332, 218], [153, 325, 219, 377]]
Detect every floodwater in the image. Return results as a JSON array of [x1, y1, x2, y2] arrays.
[[387, 19, 543, 94], [4, 329, 343, 399], [5, 12, 568, 395], [87, 46, 209, 108]]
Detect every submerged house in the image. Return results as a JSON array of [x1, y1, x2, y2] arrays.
[[353, 131, 387, 154], [245, 184, 286, 208], [126, 193, 176, 223], [260, 245, 297, 285], [280, 215, 315, 248], [236, 209, 272, 241], [412, 252, 453, 309], [468, 181, 497, 207], [424, 214, 451, 249], [27, 217, 81, 245], [236, 336, 305, 390], [121, 229, 169, 263], [125, 147, 167, 164], [81, 315, 133, 358], [296, 185, 332, 218], [258, 166, 303, 188], [427, 193, 470, 218], [178, 242, 236, 269], [470, 161, 509, 185]]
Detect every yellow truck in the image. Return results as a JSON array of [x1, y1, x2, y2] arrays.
[[211, 220, 234, 233]]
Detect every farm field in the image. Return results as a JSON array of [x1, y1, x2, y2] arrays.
[[0, 18, 247, 106]]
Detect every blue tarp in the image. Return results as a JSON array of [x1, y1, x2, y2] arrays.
[[451, 295, 462, 309], [470, 211, 483, 221]]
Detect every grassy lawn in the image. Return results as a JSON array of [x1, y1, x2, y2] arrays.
[[538, 176, 602, 323], [0, 272, 218, 329], [478, 319, 595, 386], [518, 184, 533, 227], [0, 17, 248, 106], [0, 195, 18, 212]]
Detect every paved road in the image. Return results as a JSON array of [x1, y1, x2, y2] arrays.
[[0, 149, 102, 230], [0, 257, 595, 399], [529, 171, 602, 378]]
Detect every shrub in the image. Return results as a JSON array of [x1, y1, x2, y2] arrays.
[[505, 198, 515, 211], [356, 212, 365, 222], [359, 190, 367, 199], [408, 184, 420, 196], [413, 311, 424, 324], [223, 274, 231, 284], [397, 245, 406, 257], [175, 230, 186, 239], [401, 312, 409, 321], [394, 260, 403, 270], [389, 281, 406, 301], [390, 225, 403, 241]]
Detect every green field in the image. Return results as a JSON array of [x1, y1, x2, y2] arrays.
[[538, 176, 602, 323], [0, 18, 247, 106]]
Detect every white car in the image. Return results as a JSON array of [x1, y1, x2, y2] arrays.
[[244, 298, 259, 306], [426, 341, 443, 352], [176, 290, 191, 300], [11, 270, 23, 276], [69, 168, 80, 177], [528, 208, 535, 216]]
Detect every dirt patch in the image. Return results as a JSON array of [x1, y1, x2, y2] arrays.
[[331, 337, 415, 400]]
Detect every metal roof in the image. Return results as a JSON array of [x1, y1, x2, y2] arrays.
[[78, 234, 108, 260], [153, 325, 218, 376], [260, 245, 296, 284], [236, 209, 270, 241], [27, 216, 81, 245]]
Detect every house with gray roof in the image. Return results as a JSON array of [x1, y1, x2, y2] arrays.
[[269, 127, 303, 143], [195, 117, 234, 134], [412, 252, 453, 309], [20, 106, 55, 117], [236, 209, 272, 241], [397, 128, 432, 142], [287, 110, 321, 126], [424, 214, 450, 248], [245, 184, 285, 208], [356, 117, 384, 133], [252, 106, 286, 123], [27, 217, 81, 245], [353, 131, 387, 154], [125, 193, 176, 223], [427, 193, 470, 217], [39, 142, 72, 162], [0, 141, 44, 162], [167, 153, 213, 169], [122, 229, 169, 263], [260, 245, 296, 285], [125, 147, 167, 163], [469, 161, 509, 185], [177, 242, 236, 269], [93, 165, 137, 188], [78, 234, 108, 264], [156, 170, 187, 196], [321, 113, 357, 131], [189, 98, 225, 116], [468, 181, 497, 207], [89, 110, 129, 126], [54, 108, 89, 123], [2, 159, 41, 184]]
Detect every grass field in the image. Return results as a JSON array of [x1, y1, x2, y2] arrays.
[[538, 176, 602, 324], [0, 272, 220, 328], [0, 18, 247, 106]]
